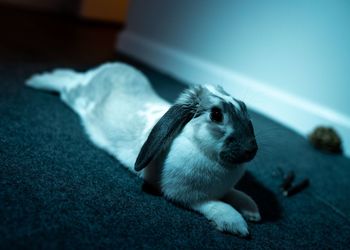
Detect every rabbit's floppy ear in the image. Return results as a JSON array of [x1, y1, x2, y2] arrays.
[[134, 86, 203, 171]]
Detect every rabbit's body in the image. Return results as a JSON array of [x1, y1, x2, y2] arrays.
[[27, 62, 260, 237], [28, 63, 169, 174]]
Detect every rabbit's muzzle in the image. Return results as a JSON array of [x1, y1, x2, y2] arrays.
[[219, 134, 258, 165]]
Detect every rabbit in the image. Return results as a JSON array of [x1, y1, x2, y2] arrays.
[[26, 62, 260, 237]]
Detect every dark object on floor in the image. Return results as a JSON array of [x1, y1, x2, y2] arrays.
[[280, 171, 295, 191], [283, 179, 310, 197], [278, 169, 309, 197], [309, 126, 342, 154]]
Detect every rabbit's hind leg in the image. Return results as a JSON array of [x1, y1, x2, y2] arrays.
[[221, 189, 261, 222]]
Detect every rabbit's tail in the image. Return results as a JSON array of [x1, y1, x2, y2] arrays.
[[26, 69, 87, 93]]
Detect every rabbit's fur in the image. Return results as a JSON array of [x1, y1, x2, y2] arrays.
[[27, 62, 260, 236]]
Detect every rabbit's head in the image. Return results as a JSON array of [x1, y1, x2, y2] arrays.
[[135, 85, 258, 171]]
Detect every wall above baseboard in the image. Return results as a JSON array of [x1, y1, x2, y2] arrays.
[[117, 30, 350, 157]]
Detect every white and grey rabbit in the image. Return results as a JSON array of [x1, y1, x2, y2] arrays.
[[27, 62, 260, 236]]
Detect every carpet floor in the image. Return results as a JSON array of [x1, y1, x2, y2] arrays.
[[1, 59, 350, 249]]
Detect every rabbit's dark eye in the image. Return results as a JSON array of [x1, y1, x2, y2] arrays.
[[210, 107, 223, 123]]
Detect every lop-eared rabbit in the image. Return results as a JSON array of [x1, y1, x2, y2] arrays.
[[27, 63, 260, 236]]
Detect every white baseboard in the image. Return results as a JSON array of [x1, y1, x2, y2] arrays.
[[117, 30, 350, 157]]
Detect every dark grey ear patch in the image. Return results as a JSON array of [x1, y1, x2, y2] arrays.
[[135, 102, 198, 171]]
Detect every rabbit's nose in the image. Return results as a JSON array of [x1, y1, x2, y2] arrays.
[[243, 145, 258, 160]]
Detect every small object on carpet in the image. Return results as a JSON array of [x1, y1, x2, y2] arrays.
[[280, 171, 295, 191], [309, 126, 342, 154], [283, 179, 310, 197]]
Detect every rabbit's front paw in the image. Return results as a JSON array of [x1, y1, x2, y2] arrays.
[[192, 200, 249, 237], [211, 210, 249, 237]]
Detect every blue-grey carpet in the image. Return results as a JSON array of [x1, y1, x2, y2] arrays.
[[1, 61, 350, 249]]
